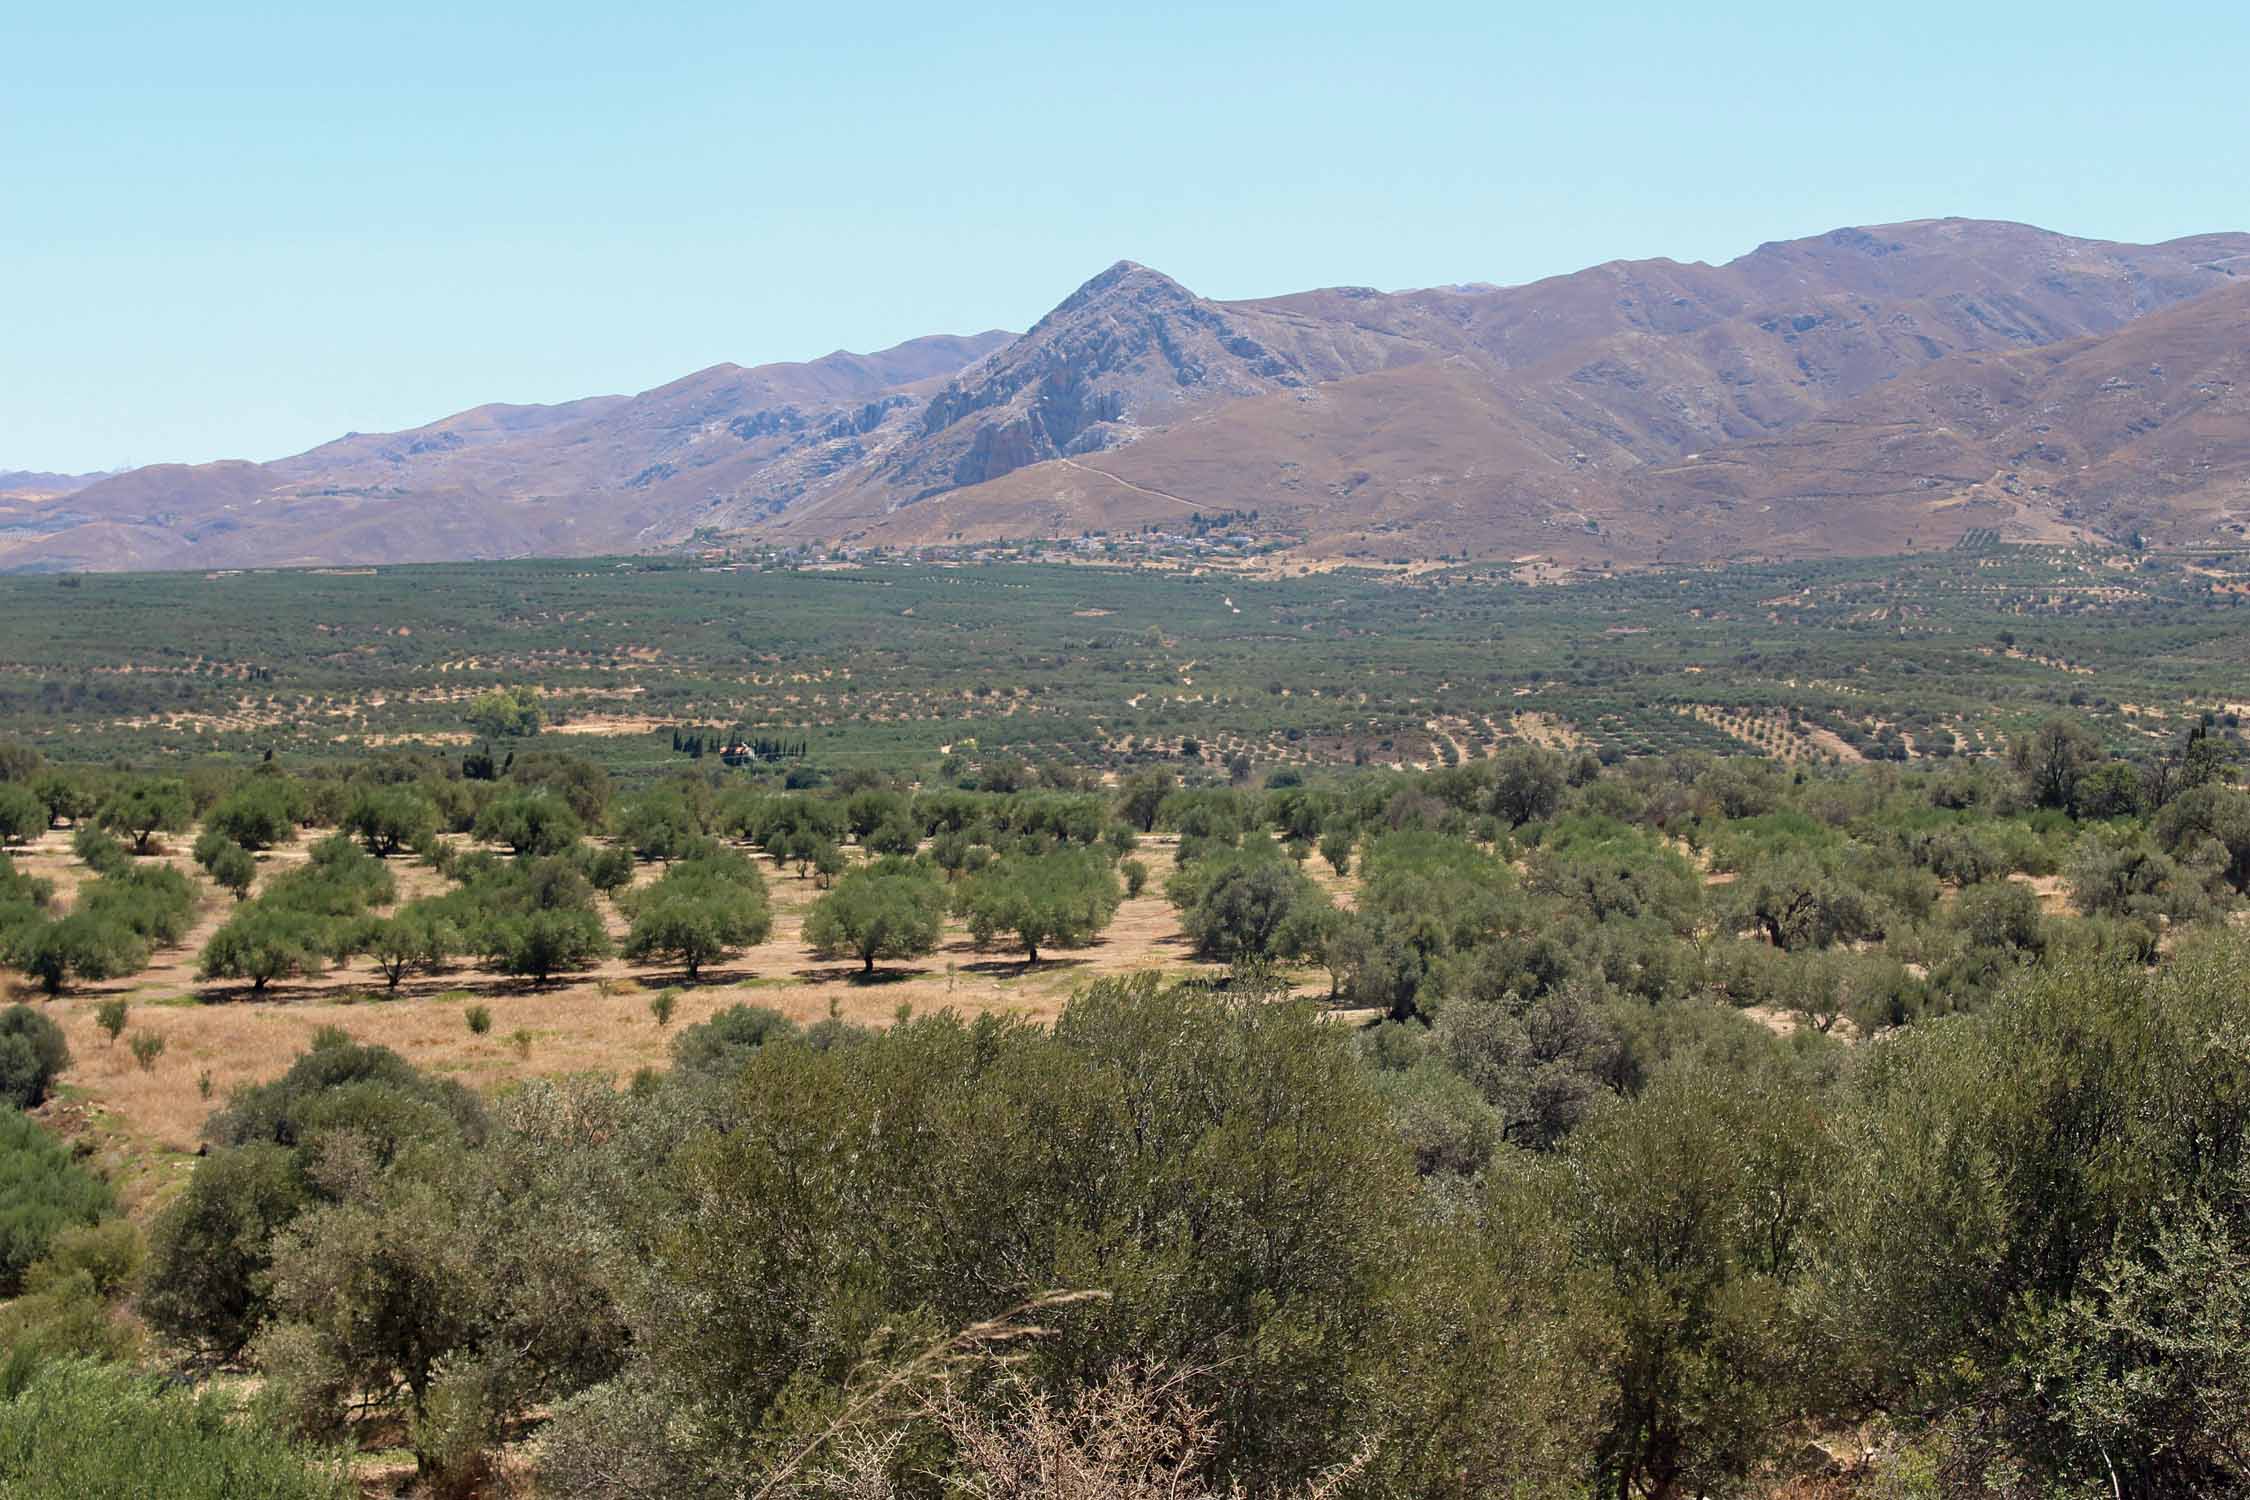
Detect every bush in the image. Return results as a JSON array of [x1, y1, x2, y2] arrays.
[[670, 1003, 798, 1081], [141, 1144, 308, 1359], [94, 999, 128, 1047], [465, 1004, 492, 1036], [0, 1005, 70, 1108], [0, 1359, 352, 1499], [0, 1111, 112, 1295], [129, 1032, 167, 1072]]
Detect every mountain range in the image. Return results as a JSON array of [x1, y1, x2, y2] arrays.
[[7, 217, 2248, 573]]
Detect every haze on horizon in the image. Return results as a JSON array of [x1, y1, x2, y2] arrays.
[[5, 0, 2245, 474]]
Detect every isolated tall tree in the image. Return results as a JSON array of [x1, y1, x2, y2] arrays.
[[2011, 716, 2104, 812]]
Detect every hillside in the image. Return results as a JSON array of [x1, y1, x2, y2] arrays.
[[8, 218, 2249, 573]]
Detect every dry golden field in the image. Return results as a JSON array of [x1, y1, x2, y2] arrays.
[[9, 827, 1354, 1216]]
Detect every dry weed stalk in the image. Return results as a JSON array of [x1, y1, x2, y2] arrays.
[[742, 1289, 1112, 1500], [775, 1331, 1373, 1500]]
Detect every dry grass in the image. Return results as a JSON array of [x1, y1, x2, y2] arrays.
[[12, 831, 1351, 1197]]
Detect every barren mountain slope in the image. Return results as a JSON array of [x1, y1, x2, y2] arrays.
[[0, 332, 1013, 572], [770, 220, 2250, 559], [9, 219, 2249, 572]]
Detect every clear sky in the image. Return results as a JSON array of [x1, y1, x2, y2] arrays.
[[6, 1, 2244, 474]]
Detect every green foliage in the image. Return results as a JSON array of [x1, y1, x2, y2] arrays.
[[669, 1003, 800, 1080], [0, 1360, 350, 1499], [70, 825, 129, 876], [129, 1031, 166, 1072], [801, 859, 947, 973], [1805, 940, 2250, 1489], [0, 1222, 146, 1371], [205, 779, 299, 852], [1174, 846, 1329, 961], [95, 777, 189, 854], [0, 1112, 112, 1295], [0, 782, 44, 847], [8, 912, 149, 997], [147, 1037, 487, 1360], [618, 850, 772, 980], [466, 685, 543, 740], [472, 788, 584, 857], [143, 1145, 309, 1359], [0, 1005, 70, 1109], [207, 841, 257, 899], [1720, 852, 1885, 951], [339, 784, 436, 857], [464, 1003, 491, 1035], [198, 905, 333, 993], [1510, 1064, 1827, 1498], [344, 909, 456, 990], [205, 1032, 487, 1158], [594, 976, 1412, 1489], [958, 847, 1121, 963], [607, 788, 708, 864], [79, 860, 198, 945]]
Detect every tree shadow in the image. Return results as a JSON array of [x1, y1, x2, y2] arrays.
[[631, 965, 762, 989], [791, 965, 929, 986], [958, 956, 1094, 978]]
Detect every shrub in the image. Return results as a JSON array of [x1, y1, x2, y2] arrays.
[[129, 1032, 166, 1072], [141, 1144, 308, 1359], [0, 1359, 352, 1499], [670, 1003, 798, 1081], [465, 1004, 492, 1035], [649, 988, 678, 1028], [0, 1005, 70, 1109], [0, 1112, 112, 1295]]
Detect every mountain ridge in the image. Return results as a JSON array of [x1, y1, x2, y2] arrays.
[[7, 219, 2248, 573]]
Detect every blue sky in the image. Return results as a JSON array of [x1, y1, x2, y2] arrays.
[[5, 1, 2244, 473]]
